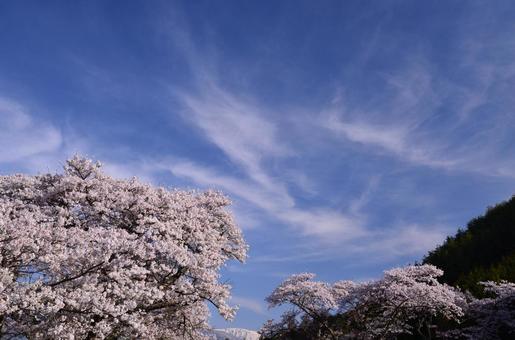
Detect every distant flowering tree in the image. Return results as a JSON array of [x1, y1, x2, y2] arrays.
[[261, 273, 345, 339], [262, 265, 466, 339], [342, 265, 465, 339], [0, 156, 248, 339]]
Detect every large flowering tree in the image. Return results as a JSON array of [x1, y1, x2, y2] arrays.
[[0, 156, 248, 339]]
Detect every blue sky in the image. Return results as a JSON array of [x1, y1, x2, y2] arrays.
[[1, 0, 515, 330]]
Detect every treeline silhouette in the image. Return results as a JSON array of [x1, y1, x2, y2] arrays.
[[424, 195, 515, 296]]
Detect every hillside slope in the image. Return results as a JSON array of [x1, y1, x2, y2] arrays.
[[424, 195, 515, 295]]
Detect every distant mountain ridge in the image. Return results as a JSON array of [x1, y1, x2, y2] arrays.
[[210, 328, 260, 340]]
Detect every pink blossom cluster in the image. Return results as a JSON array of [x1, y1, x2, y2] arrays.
[[0, 156, 248, 339]]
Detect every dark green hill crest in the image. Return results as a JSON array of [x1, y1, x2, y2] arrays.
[[424, 195, 515, 296]]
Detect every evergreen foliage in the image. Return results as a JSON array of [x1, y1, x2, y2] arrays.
[[424, 195, 515, 296]]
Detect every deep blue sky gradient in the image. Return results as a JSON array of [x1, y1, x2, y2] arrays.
[[1, 0, 515, 330]]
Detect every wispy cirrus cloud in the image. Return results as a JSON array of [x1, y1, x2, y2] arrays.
[[162, 22, 452, 258], [324, 114, 458, 169], [0, 97, 62, 165], [164, 34, 369, 242], [177, 83, 291, 191], [322, 49, 515, 178]]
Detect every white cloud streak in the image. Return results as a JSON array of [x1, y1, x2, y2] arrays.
[[324, 113, 458, 169], [0, 97, 62, 164], [177, 83, 291, 192], [231, 296, 266, 315]]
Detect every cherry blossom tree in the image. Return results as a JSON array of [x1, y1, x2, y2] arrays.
[[0, 156, 248, 339], [262, 265, 465, 339], [261, 273, 345, 339], [343, 265, 465, 339]]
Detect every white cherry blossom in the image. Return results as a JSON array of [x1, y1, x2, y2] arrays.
[[0, 156, 248, 339]]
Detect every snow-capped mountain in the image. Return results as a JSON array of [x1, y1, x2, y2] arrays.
[[210, 328, 260, 340]]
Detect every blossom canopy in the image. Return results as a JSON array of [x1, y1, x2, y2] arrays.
[[0, 156, 248, 339]]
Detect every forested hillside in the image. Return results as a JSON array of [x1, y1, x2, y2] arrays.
[[424, 195, 515, 296]]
